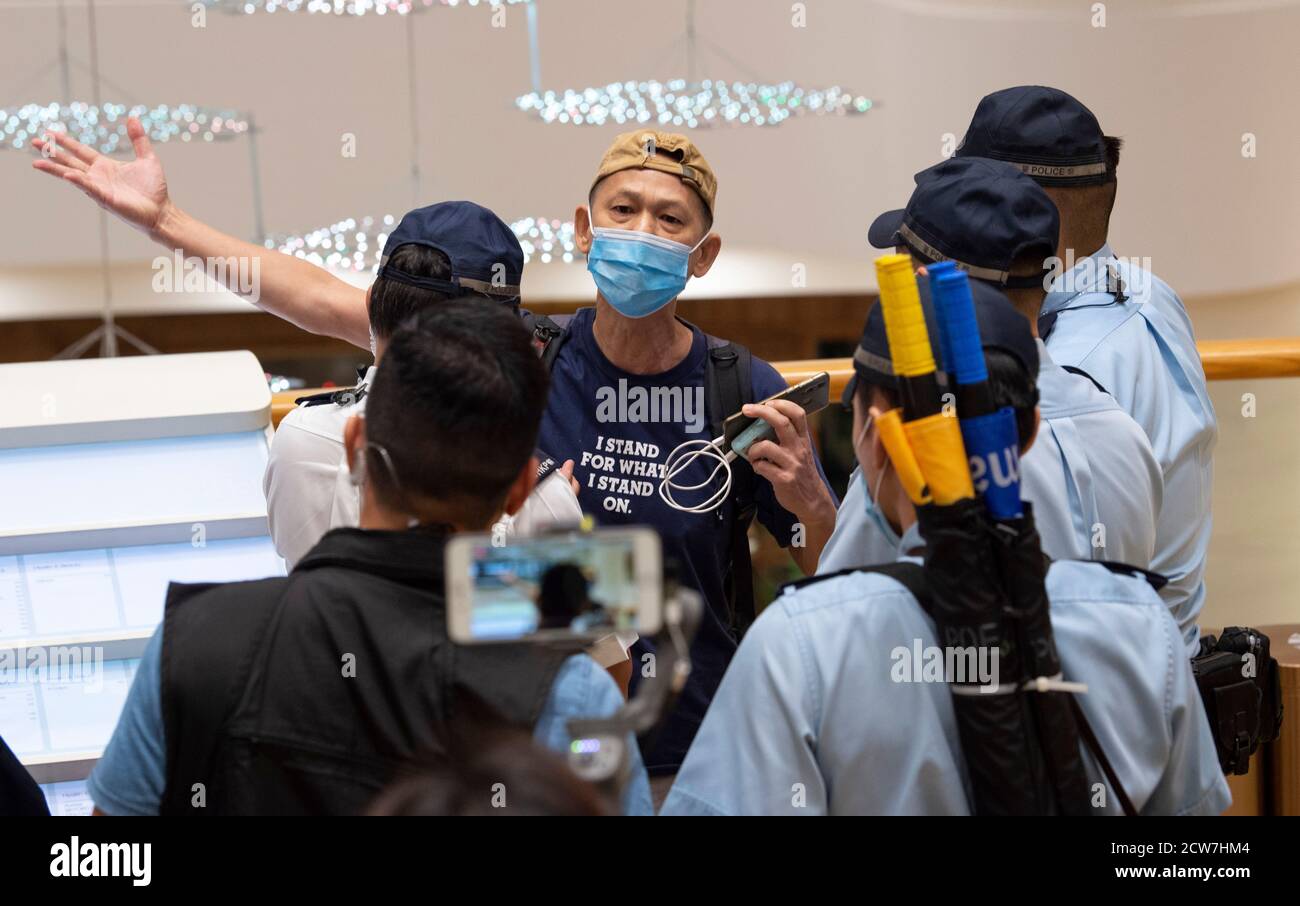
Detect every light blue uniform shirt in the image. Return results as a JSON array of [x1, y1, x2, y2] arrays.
[[819, 340, 1162, 573], [1042, 246, 1216, 651], [87, 627, 653, 816], [663, 523, 1230, 816]]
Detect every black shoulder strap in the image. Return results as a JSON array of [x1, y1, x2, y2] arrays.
[[780, 561, 930, 607], [1070, 696, 1138, 816], [700, 332, 760, 636], [1060, 364, 1110, 397], [701, 335, 752, 438], [521, 311, 575, 371], [1053, 552, 1168, 594], [1033, 556, 1141, 815], [1074, 558, 1169, 592]]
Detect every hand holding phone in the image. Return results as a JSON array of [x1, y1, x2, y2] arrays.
[[726, 372, 830, 461]]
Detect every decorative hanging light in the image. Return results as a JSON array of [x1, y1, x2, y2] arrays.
[[197, 0, 527, 15], [516, 79, 872, 129], [265, 214, 576, 270], [1, 102, 250, 154]]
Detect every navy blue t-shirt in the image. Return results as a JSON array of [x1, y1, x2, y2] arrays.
[[535, 307, 828, 773]]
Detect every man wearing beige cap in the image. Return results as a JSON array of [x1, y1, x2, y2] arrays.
[[522, 130, 838, 793]]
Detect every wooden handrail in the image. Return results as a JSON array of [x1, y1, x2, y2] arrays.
[[1197, 337, 1300, 381], [271, 336, 1300, 427]]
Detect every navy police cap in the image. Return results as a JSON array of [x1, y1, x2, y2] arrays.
[[377, 200, 524, 301], [867, 157, 1059, 290], [954, 86, 1113, 187]]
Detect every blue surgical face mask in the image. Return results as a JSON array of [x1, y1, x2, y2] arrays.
[[586, 210, 708, 318], [855, 414, 901, 548]]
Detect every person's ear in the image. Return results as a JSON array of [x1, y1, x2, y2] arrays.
[[575, 204, 594, 254], [343, 414, 366, 475], [690, 233, 722, 278], [502, 456, 541, 517], [1021, 406, 1042, 458]]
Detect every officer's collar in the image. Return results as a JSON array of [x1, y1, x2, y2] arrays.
[[294, 525, 453, 588], [1043, 242, 1123, 315]]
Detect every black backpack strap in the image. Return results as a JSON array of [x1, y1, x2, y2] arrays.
[[1049, 557, 1144, 813], [1069, 696, 1138, 816], [702, 333, 758, 636], [520, 311, 574, 371], [779, 561, 930, 606], [1065, 558, 1169, 592]]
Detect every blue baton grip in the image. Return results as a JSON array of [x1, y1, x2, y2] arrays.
[[960, 407, 1022, 520], [929, 263, 988, 388]]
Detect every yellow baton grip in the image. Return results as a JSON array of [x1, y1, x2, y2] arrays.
[[876, 254, 935, 379], [875, 408, 931, 505], [901, 412, 975, 505]]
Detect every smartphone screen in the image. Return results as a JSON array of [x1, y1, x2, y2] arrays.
[[445, 528, 662, 644]]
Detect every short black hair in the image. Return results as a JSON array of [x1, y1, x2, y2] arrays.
[[363, 297, 549, 526], [1104, 135, 1123, 175], [367, 243, 502, 341], [857, 348, 1039, 450]]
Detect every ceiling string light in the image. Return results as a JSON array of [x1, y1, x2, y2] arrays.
[[266, 214, 577, 270], [518, 0, 873, 129], [517, 79, 871, 128], [198, 0, 527, 15], [1, 102, 249, 154]]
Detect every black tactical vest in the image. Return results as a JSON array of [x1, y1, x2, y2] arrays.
[[158, 527, 573, 815]]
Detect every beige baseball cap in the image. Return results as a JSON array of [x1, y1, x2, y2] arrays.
[[590, 130, 718, 218]]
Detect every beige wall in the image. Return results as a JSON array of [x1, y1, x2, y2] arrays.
[[1187, 285, 1300, 631]]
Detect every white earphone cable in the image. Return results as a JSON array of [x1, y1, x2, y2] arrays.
[[657, 436, 737, 514]]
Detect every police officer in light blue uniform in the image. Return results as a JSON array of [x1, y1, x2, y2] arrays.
[[952, 86, 1216, 653], [661, 287, 1229, 816], [820, 158, 1162, 579]]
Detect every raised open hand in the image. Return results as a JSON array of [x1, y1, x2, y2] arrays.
[[32, 116, 174, 240]]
